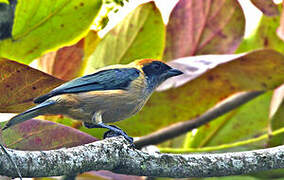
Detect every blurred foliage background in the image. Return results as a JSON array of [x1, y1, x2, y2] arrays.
[[1, 0, 284, 179]]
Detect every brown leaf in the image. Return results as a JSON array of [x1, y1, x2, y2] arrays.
[[38, 30, 100, 81], [251, 0, 279, 16], [164, 0, 245, 61], [38, 39, 84, 81], [0, 59, 64, 113]]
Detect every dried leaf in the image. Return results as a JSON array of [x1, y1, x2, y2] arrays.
[[0, 58, 64, 113]]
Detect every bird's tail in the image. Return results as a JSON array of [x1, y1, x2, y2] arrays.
[[2, 100, 55, 130]]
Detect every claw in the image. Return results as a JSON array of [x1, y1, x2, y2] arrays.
[[103, 128, 134, 144], [92, 123, 134, 146]]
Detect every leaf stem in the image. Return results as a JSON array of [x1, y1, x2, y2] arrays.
[[160, 127, 284, 153]]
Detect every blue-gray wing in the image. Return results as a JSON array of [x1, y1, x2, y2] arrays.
[[34, 68, 140, 103]]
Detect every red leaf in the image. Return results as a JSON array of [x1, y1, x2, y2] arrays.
[[2, 119, 98, 150], [164, 0, 245, 61]]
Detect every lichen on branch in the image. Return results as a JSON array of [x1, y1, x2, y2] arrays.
[[1, 136, 284, 178]]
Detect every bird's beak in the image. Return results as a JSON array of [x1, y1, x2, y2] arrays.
[[167, 68, 183, 77]]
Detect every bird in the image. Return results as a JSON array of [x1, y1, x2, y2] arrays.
[[2, 59, 183, 143]]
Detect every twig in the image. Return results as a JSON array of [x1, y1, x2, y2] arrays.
[[0, 144, 22, 180], [134, 91, 264, 149], [1, 136, 284, 178]]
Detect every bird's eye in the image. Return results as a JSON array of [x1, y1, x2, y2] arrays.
[[152, 63, 161, 71]]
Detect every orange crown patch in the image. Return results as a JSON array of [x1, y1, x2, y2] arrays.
[[135, 59, 164, 66]]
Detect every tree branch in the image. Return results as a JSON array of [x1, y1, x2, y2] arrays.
[[1, 136, 284, 178], [134, 91, 264, 148]]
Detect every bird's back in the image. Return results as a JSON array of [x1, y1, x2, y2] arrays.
[[47, 70, 149, 123]]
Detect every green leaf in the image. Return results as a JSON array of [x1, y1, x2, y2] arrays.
[[0, 0, 102, 64], [54, 116, 107, 139], [268, 85, 284, 147], [0, 0, 9, 4], [84, 2, 165, 73], [0, 119, 97, 150], [0, 58, 64, 113], [188, 91, 272, 148], [115, 49, 284, 136], [236, 10, 284, 53], [164, 0, 245, 61]]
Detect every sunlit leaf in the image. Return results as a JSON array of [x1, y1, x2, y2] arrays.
[[83, 30, 101, 66], [0, 0, 102, 64], [1, 119, 97, 150], [84, 2, 165, 73], [0, 0, 9, 4], [270, 84, 284, 119], [164, 0, 245, 61], [0, 58, 64, 113], [237, 9, 284, 53], [115, 49, 284, 136], [250, 0, 279, 16]]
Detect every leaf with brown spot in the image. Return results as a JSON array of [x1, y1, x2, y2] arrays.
[[164, 0, 245, 61], [251, 0, 279, 16], [0, 58, 64, 113], [237, 5, 284, 53], [115, 49, 284, 136], [1, 119, 97, 150], [38, 30, 100, 81]]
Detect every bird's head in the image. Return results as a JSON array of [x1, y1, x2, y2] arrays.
[[134, 59, 183, 90]]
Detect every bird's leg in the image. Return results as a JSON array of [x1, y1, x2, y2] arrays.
[[103, 124, 125, 138], [83, 122, 101, 128], [88, 111, 134, 144]]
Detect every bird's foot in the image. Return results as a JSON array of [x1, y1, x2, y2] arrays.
[[83, 122, 134, 146], [103, 125, 134, 144], [100, 124, 134, 146]]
